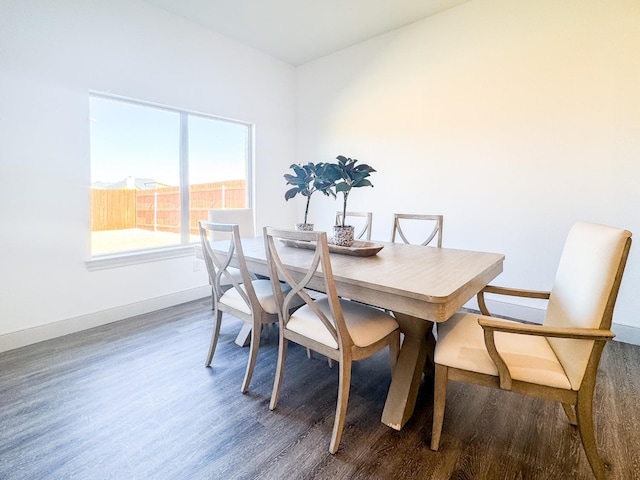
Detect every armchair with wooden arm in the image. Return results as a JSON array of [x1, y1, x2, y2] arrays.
[[430, 222, 632, 480]]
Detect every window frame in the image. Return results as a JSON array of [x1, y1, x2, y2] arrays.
[[85, 92, 254, 271]]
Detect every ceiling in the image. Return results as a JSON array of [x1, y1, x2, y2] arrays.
[[142, 0, 468, 66]]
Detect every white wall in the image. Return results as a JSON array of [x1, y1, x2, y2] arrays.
[[2, 0, 639, 350], [0, 0, 297, 349], [296, 0, 640, 340]]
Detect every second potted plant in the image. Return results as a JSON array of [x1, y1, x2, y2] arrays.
[[330, 155, 376, 246]]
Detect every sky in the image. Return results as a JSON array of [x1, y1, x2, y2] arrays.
[[89, 95, 249, 187]]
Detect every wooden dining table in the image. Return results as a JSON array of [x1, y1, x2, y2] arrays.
[[209, 236, 504, 431]]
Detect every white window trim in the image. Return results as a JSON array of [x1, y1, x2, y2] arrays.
[[86, 91, 253, 270], [85, 245, 196, 271]]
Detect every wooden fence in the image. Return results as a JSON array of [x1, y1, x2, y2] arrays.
[[91, 189, 136, 231], [91, 180, 247, 234]]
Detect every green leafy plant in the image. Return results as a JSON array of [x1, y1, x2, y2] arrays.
[[330, 155, 376, 227], [284, 162, 336, 225]]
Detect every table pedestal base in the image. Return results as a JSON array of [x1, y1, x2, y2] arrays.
[[234, 324, 251, 347], [381, 313, 435, 430]]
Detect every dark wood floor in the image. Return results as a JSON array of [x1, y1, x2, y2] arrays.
[[1, 299, 639, 480]]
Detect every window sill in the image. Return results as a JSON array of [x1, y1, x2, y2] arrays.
[[85, 245, 196, 271]]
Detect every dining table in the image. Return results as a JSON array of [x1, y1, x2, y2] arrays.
[[208, 236, 504, 431]]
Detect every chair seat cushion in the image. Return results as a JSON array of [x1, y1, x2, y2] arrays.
[[435, 312, 572, 390], [219, 266, 244, 285], [220, 279, 288, 315], [287, 297, 399, 349]]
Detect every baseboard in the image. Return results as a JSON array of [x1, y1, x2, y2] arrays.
[[611, 323, 640, 346], [481, 298, 546, 324], [481, 298, 640, 346], [0, 286, 211, 354], [3, 290, 638, 354]]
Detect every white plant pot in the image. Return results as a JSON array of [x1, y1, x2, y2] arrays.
[[333, 225, 354, 247], [295, 223, 314, 232]]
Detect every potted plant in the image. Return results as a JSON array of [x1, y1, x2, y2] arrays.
[[330, 155, 376, 246], [284, 162, 336, 231]]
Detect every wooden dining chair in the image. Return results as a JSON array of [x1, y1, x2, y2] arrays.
[[335, 211, 373, 241], [202, 209, 256, 304], [263, 227, 400, 454], [430, 222, 632, 480], [391, 213, 443, 247], [207, 208, 262, 347], [199, 221, 301, 393]]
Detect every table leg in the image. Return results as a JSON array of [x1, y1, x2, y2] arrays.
[[381, 313, 434, 430], [234, 323, 251, 347]]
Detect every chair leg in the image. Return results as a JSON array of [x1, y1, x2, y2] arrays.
[[241, 323, 262, 394], [576, 387, 607, 480], [205, 309, 223, 367], [269, 336, 288, 411], [307, 347, 334, 368], [562, 403, 578, 426], [329, 358, 351, 454], [430, 363, 448, 451]]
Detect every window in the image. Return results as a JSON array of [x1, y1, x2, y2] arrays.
[[89, 93, 252, 263]]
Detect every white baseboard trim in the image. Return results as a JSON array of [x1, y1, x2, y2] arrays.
[[482, 299, 546, 324], [0, 286, 211, 354], [482, 299, 640, 346], [2, 291, 638, 354], [611, 323, 640, 346]]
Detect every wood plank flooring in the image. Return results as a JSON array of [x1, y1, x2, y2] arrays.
[[1, 299, 639, 480]]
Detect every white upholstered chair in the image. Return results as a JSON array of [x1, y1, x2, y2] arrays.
[[208, 208, 255, 238], [264, 227, 400, 454], [391, 213, 443, 247], [199, 221, 299, 393], [431, 222, 632, 480], [335, 211, 373, 241]]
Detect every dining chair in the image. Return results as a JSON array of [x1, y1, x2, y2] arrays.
[[207, 208, 260, 347], [199, 221, 300, 393], [391, 213, 443, 247], [263, 227, 400, 454], [335, 211, 373, 241], [430, 222, 632, 480], [203, 209, 256, 299]]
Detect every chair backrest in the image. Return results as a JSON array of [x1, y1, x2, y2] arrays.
[[335, 211, 372, 240], [199, 221, 260, 311], [263, 227, 352, 350], [391, 214, 443, 247], [545, 222, 632, 389], [208, 209, 255, 240]]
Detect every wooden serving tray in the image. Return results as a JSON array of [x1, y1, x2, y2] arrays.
[[281, 239, 384, 257]]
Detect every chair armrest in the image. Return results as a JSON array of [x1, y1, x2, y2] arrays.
[[477, 317, 614, 391], [482, 285, 551, 298], [478, 317, 615, 341], [477, 285, 551, 315]]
